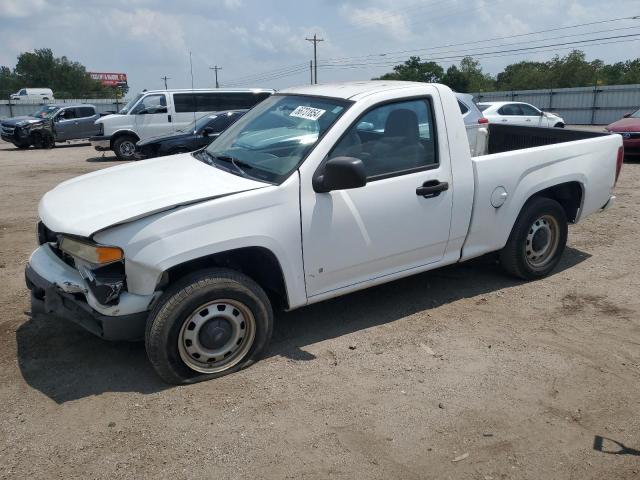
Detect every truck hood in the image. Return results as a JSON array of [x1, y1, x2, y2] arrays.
[[39, 153, 268, 237], [1, 116, 43, 127]]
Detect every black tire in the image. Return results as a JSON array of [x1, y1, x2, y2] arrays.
[[145, 268, 273, 384], [13, 142, 29, 149], [499, 197, 568, 280], [554, 123, 565, 128], [113, 135, 138, 160]]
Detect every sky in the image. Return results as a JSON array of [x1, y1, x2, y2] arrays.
[[1, 0, 639, 97]]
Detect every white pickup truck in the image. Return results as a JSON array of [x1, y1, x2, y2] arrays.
[[26, 81, 623, 384]]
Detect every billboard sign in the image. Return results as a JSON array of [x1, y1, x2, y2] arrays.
[[88, 72, 128, 87]]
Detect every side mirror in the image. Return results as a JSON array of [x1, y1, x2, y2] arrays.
[[202, 126, 215, 136], [623, 112, 632, 118], [313, 156, 367, 193]]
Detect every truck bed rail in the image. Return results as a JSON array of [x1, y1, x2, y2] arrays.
[[487, 124, 610, 155]]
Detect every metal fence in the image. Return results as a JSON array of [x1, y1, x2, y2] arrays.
[[0, 98, 126, 120], [471, 84, 640, 125]]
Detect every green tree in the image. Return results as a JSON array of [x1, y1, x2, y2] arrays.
[[547, 50, 600, 88], [1, 48, 122, 99], [458, 57, 494, 92], [376, 56, 444, 83], [495, 61, 550, 90], [441, 65, 468, 92]]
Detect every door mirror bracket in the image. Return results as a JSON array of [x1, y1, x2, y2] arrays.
[[313, 156, 367, 193]]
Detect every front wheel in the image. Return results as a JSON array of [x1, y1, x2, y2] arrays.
[[145, 268, 273, 384], [113, 135, 138, 160], [499, 197, 568, 280]]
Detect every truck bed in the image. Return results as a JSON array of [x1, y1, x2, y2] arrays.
[[484, 123, 609, 155], [462, 125, 620, 261]]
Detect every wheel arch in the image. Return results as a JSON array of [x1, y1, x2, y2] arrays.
[[159, 246, 290, 310], [527, 180, 583, 224], [109, 130, 140, 149]]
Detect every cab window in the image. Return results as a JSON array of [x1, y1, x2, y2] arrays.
[[330, 98, 437, 179], [131, 94, 167, 115]]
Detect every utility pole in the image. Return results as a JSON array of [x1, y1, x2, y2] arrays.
[[160, 75, 170, 89], [309, 60, 313, 85], [209, 65, 222, 88], [305, 34, 324, 84]]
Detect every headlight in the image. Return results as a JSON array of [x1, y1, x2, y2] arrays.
[[59, 236, 123, 265]]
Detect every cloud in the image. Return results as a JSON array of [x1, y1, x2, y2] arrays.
[[0, 0, 48, 18], [340, 5, 412, 41]]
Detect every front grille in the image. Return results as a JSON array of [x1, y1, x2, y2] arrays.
[[1, 124, 15, 135]]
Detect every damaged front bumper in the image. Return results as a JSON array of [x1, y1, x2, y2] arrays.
[[25, 244, 154, 341]]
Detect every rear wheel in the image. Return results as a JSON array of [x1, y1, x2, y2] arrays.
[[145, 268, 273, 384], [113, 135, 138, 160], [554, 123, 565, 128], [499, 197, 567, 280]]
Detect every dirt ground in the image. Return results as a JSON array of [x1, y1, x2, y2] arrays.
[[0, 138, 638, 480]]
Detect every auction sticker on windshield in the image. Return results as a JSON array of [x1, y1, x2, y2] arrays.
[[290, 106, 326, 121]]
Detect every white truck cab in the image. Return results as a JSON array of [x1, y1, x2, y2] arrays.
[[91, 88, 273, 160], [27, 81, 622, 384]]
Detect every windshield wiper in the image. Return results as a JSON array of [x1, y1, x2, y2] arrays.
[[207, 153, 254, 178]]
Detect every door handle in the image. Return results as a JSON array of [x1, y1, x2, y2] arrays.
[[525, 118, 531, 122], [501, 119, 508, 122], [168, 114, 172, 123], [416, 180, 449, 198]]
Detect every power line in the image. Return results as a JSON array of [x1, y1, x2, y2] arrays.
[[306, 34, 324, 84], [225, 16, 639, 87], [323, 15, 640, 63], [319, 32, 640, 68], [224, 62, 308, 85], [321, 29, 640, 68], [318, 37, 640, 72]]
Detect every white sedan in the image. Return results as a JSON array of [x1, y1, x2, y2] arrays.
[[478, 101, 565, 128]]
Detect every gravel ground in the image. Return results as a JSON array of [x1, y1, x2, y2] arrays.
[[0, 139, 638, 479]]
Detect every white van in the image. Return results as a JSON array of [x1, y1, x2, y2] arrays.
[[91, 88, 274, 160], [10, 88, 54, 102]]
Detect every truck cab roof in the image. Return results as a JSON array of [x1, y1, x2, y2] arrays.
[[281, 81, 438, 101]]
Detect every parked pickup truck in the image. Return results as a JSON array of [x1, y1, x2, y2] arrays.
[[25, 81, 622, 384], [1, 104, 101, 148]]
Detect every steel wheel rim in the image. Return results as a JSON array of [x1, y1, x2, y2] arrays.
[[178, 299, 256, 374], [120, 140, 135, 157], [524, 214, 560, 269]]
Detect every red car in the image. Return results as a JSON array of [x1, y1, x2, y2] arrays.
[[606, 109, 640, 158]]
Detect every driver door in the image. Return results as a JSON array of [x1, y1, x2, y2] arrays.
[[53, 108, 77, 141], [301, 97, 453, 299], [133, 93, 171, 140]]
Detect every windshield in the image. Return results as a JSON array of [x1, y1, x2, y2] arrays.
[[202, 95, 350, 183], [30, 105, 59, 119], [631, 109, 640, 118], [119, 93, 143, 114], [477, 104, 490, 112], [178, 114, 217, 133]]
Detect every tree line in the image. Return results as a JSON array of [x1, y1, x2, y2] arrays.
[[0, 48, 126, 99], [376, 50, 640, 92]]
